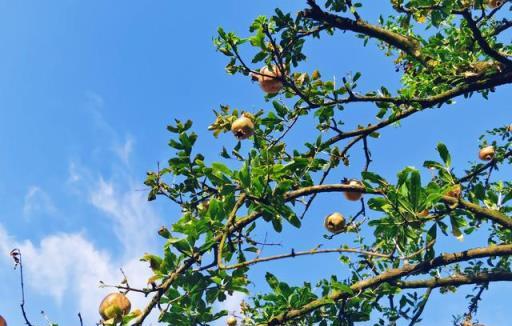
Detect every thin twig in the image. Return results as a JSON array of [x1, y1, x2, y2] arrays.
[[10, 249, 35, 326], [408, 288, 433, 326], [78, 313, 84, 326]]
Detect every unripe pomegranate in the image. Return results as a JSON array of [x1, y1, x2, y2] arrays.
[[479, 146, 495, 161], [99, 292, 131, 320], [231, 113, 255, 140], [446, 184, 462, 199], [488, 0, 503, 8], [343, 180, 364, 201], [254, 65, 283, 94], [324, 212, 346, 233], [227, 316, 237, 326], [0, 315, 6, 326]]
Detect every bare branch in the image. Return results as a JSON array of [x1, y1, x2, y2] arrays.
[[10, 249, 35, 326], [221, 246, 391, 270]]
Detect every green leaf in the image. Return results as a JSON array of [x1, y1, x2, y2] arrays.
[[361, 171, 387, 186], [407, 169, 421, 210], [265, 272, 280, 291], [436, 143, 451, 167], [449, 215, 464, 241], [272, 101, 288, 117], [271, 216, 283, 232], [211, 162, 233, 176]]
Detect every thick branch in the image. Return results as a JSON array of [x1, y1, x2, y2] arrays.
[[218, 193, 248, 269], [492, 19, 512, 36], [443, 196, 512, 229], [462, 11, 512, 66], [318, 69, 512, 151], [262, 244, 512, 325], [397, 271, 512, 289], [286, 181, 512, 229], [303, 0, 429, 65], [285, 183, 369, 200]]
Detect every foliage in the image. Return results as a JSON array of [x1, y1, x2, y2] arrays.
[[136, 0, 512, 325], [13, 1, 512, 325]]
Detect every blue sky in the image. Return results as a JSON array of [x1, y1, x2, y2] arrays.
[[0, 1, 511, 325]]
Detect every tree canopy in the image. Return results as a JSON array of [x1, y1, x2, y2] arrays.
[[11, 0, 512, 325]]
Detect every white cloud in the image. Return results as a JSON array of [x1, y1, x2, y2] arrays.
[[0, 225, 158, 325], [19, 232, 111, 305], [23, 186, 56, 218], [84, 92, 135, 166], [0, 91, 161, 324], [63, 161, 161, 321], [0, 225, 12, 256], [89, 177, 160, 256]]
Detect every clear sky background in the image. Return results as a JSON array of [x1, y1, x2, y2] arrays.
[[0, 1, 511, 325]]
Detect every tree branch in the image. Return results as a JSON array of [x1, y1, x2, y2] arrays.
[[492, 19, 512, 36], [317, 69, 512, 151], [303, 0, 430, 66], [397, 271, 512, 289], [221, 247, 391, 270], [442, 195, 512, 229], [218, 193, 248, 269], [10, 249, 35, 326], [262, 244, 512, 325], [462, 10, 512, 67], [408, 288, 433, 326]]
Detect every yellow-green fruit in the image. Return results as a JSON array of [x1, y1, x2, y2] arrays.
[[479, 146, 495, 161], [324, 212, 345, 233], [0, 315, 6, 326], [231, 116, 255, 140], [99, 293, 131, 320], [227, 316, 237, 326], [343, 180, 364, 201]]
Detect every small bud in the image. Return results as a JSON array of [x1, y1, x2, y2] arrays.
[[158, 226, 171, 239]]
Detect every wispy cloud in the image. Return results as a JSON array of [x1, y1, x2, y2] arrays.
[[67, 161, 82, 184], [23, 186, 56, 218], [89, 176, 160, 256], [113, 136, 134, 165], [0, 91, 161, 324], [85, 91, 135, 166]]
